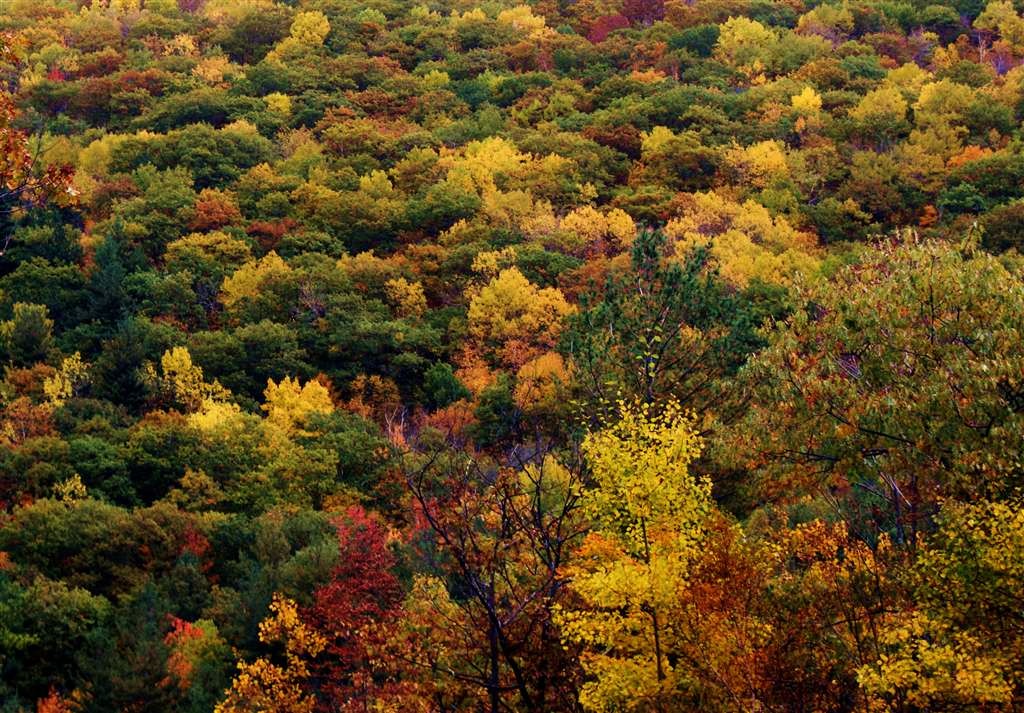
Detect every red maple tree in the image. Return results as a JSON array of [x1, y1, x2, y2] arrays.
[[306, 506, 404, 711]]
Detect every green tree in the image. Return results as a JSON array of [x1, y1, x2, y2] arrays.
[[1, 303, 53, 366], [421, 361, 470, 409], [563, 231, 772, 422], [723, 237, 1024, 542]]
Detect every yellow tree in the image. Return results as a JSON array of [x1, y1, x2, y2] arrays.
[[467, 267, 574, 368], [216, 595, 326, 713], [220, 252, 292, 313], [796, 3, 854, 42], [976, 0, 1024, 53], [546, 205, 637, 254], [663, 191, 819, 287], [262, 376, 334, 437], [791, 86, 824, 133], [384, 277, 427, 318], [513, 351, 571, 417], [264, 92, 292, 117], [43, 352, 90, 405], [858, 500, 1024, 710], [713, 17, 777, 81], [721, 140, 789, 189], [144, 347, 230, 412], [266, 10, 331, 64], [557, 400, 711, 712], [848, 86, 910, 148]]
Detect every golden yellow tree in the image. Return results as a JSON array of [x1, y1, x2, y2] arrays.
[[266, 10, 331, 64], [557, 400, 711, 712], [713, 17, 777, 81], [858, 500, 1024, 710], [721, 140, 789, 189], [262, 376, 334, 436], [220, 252, 292, 312], [384, 277, 428, 318], [467, 267, 574, 368], [216, 595, 326, 713], [663, 191, 819, 287], [43, 352, 90, 405], [531, 204, 637, 254], [145, 347, 230, 412], [513, 351, 570, 415]]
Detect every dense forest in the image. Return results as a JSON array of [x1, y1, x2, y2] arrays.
[[0, 0, 1023, 710]]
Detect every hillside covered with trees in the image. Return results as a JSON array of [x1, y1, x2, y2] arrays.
[[1, 0, 1023, 711]]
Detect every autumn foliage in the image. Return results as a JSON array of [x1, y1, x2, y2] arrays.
[[1, 1, 1024, 712]]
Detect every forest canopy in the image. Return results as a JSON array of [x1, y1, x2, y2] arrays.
[[1, 0, 1023, 711]]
